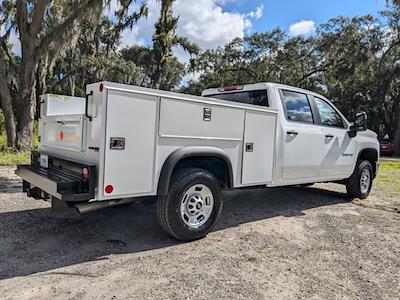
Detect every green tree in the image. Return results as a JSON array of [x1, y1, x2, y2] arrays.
[[121, 45, 186, 90], [0, 0, 148, 150], [46, 2, 148, 96], [0, 0, 104, 149], [152, 0, 198, 90], [186, 8, 400, 154]]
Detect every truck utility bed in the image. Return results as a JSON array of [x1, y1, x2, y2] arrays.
[[16, 82, 279, 203]]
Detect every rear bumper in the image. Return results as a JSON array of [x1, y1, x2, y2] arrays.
[[16, 164, 96, 202]]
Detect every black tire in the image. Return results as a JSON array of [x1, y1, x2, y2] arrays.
[[298, 183, 314, 188], [346, 160, 374, 199], [157, 168, 223, 241]]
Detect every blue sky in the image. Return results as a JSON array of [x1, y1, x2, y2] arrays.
[[223, 0, 388, 34], [110, 0, 391, 83], [117, 0, 390, 53], [1, 0, 391, 59]]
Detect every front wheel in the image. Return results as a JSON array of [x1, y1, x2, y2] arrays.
[[157, 168, 223, 241], [346, 160, 373, 199]]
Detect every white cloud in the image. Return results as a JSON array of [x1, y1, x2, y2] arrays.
[[117, 0, 259, 52], [247, 4, 263, 20], [111, 0, 262, 85], [214, 0, 237, 5], [289, 20, 316, 36], [173, 0, 250, 49]]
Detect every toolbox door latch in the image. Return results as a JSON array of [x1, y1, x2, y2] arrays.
[[110, 137, 125, 150]]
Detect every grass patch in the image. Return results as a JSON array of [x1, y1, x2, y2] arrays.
[[0, 149, 31, 166], [378, 161, 400, 172], [0, 123, 38, 166], [375, 161, 400, 198]]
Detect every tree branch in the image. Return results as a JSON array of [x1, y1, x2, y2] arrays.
[[16, 0, 29, 41], [29, 0, 52, 37], [38, 0, 102, 54]]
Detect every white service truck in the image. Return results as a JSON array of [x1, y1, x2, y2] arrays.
[[16, 81, 380, 241]]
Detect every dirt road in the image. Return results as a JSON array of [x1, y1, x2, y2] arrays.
[[0, 167, 399, 299]]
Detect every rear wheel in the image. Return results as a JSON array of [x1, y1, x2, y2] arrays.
[[298, 183, 314, 188], [346, 160, 373, 199], [157, 168, 223, 241]]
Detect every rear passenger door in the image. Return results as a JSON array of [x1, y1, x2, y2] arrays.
[[280, 90, 325, 180]]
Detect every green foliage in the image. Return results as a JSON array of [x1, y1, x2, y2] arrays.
[[151, 0, 199, 89], [1, 1, 399, 153], [120, 45, 187, 91], [187, 10, 400, 139]]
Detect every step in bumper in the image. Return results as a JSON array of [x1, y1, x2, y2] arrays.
[[16, 164, 95, 202]]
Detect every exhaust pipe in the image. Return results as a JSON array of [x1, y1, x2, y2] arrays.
[[75, 197, 150, 214]]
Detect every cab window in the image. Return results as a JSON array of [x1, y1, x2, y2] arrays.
[[207, 90, 269, 107], [314, 97, 344, 128], [281, 90, 314, 123]]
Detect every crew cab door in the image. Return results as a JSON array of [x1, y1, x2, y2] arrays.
[[280, 90, 325, 179], [312, 96, 355, 176]]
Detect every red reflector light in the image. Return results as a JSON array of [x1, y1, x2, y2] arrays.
[[218, 85, 243, 92], [99, 83, 104, 92], [82, 167, 89, 181], [105, 185, 113, 194]]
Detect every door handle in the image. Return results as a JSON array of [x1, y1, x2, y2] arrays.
[[245, 143, 254, 152], [85, 91, 93, 122], [287, 130, 298, 136], [325, 134, 334, 138]]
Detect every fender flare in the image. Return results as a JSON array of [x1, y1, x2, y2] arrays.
[[354, 147, 379, 177], [157, 146, 234, 196]]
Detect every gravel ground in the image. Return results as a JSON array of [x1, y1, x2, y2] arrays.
[[0, 166, 399, 299]]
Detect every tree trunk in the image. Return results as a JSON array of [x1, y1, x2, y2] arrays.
[[16, 53, 37, 150], [0, 55, 17, 147], [0, 92, 17, 147]]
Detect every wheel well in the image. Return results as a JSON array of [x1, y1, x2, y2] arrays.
[[172, 156, 232, 188], [359, 148, 378, 177], [157, 147, 234, 196]]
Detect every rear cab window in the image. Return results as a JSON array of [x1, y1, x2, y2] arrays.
[[207, 90, 269, 107], [280, 90, 314, 124]]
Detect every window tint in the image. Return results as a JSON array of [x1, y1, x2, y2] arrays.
[[208, 90, 269, 107], [281, 90, 313, 123], [314, 97, 344, 128]]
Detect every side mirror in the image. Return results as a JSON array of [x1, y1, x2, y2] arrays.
[[348, 112, 367, 138]]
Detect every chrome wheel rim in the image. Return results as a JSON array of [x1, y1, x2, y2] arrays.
[[360, 168, 371, 194], [180, 184, 214, 228]]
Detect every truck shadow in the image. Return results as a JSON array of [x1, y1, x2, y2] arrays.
[[0, 185, 349, 280], [0, 176, 22, 193]]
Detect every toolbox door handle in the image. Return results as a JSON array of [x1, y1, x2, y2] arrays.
[[245, 143, 254, 152], [85, 91, 93, 122]]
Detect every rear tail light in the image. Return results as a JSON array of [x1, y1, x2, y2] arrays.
[[82, 167, 89, 181]]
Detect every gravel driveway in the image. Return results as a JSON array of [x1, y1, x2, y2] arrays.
[[0, 166, 399, 299]]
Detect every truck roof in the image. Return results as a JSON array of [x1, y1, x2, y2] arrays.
[[201, 82, 324, 98]]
